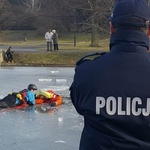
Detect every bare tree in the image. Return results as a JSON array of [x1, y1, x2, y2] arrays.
[[1, 0, 114, 42], [0, 0, 13, 30], [61, 0, 113, 47], [21, 0, 44, 13]]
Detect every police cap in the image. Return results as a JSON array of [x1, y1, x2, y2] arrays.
[[111, 0, 150, 27]]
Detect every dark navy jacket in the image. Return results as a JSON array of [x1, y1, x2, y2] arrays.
[[70, 30, 150, 150]]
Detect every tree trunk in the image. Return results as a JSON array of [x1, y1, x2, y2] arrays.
[[90, 0, 99, 47], [90, 18, 99, 47]]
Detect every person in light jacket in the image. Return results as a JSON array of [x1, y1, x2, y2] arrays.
[[45, 29, 53, 51]]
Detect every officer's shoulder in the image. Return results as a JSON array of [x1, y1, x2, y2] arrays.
[[76, 52, 107, 66]]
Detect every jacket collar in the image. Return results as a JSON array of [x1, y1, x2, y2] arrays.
[[110, 29, 149, 52]]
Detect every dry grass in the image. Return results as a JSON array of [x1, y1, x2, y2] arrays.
[[0, 30, 110, 66]]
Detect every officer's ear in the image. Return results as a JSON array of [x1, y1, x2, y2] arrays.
[[146, 21, 150, 36], [147, 26, 150, 37], [110, 22, 115, 34]]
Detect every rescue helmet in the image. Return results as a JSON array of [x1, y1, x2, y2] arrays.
[[111, 0, 150, 28], [28, 84, 37, 91]]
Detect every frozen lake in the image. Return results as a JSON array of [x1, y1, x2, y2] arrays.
[[0, 67, 83, 150]]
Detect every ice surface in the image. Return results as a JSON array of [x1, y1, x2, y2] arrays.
[[0, 67, 83, 150]]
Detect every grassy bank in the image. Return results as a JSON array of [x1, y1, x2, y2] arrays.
[[0, 30, 110, 66], [12, 51, 100, 66]]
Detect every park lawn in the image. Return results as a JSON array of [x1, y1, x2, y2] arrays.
[[0, 30, 110, 66]]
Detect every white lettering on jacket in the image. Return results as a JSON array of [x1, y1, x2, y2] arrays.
[[96, 96, 150, 116]]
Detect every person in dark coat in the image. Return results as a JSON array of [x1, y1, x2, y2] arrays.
[[52, 30, 59, 51], [70, 0, 150, 149], [5, 46, 14, 63]]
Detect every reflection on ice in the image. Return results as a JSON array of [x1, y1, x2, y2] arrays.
[[0, 102, 83, 150], [55, 140, 66, 143], [38, 79, 52, 82], [42, 85, 69, 92], [38, 78, 67, 84], [50, 70, 59, 75], [58, 117, 63, 122], [56, 79, 67, 83]]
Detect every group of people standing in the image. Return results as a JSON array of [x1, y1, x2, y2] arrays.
[[45, 29, 58, 51]]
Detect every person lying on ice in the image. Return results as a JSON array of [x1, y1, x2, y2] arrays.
[[0, 84, 38, 108]]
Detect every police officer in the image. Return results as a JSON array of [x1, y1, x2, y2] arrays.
[[70, 0, 150, 149]]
